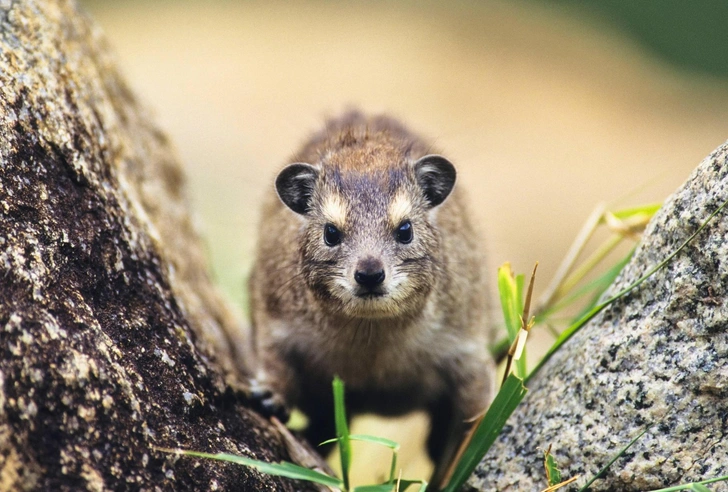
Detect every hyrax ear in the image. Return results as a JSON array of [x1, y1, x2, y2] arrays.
[[275, 163, 319, 214], [414, 154, 456, 207]]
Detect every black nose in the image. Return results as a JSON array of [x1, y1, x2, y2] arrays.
[[355, 269, 385, 289], [354, 258, 385, 290]]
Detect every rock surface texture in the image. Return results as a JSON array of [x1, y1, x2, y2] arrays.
[[467, 145, 728, 490], [0, 1, 325, 490]]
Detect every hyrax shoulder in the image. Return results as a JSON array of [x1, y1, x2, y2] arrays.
[[249, 111, 493, 484]]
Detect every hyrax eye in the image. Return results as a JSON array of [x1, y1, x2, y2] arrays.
[[323, 223, 342, 246], [396, 221, 413, 244]]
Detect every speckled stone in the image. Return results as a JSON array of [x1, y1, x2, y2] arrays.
[[0, 1, 325, 490], [466, 145, 728, 490]]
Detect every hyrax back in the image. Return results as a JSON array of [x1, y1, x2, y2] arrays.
[[249, 111, 493, 483]]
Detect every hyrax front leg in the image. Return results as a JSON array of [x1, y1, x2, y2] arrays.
[[297, 390, 338, 455], [247, 378, 290, 423], [429, 355, 495, 489], [247, 349, 298, 423]]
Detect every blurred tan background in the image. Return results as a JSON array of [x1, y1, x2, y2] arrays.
[[80, 0, 728, 484]]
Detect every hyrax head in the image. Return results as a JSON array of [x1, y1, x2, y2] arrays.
[[275, 149, 456, 319]]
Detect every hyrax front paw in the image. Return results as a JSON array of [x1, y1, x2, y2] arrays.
[[248, 379, 290, 423]]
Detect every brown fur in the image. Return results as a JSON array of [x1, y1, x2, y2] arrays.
[[249, 111, 494, 485]]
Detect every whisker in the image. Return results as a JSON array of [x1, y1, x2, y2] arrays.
[[267, 271, 306, 306], [352, 317, 367, 345]]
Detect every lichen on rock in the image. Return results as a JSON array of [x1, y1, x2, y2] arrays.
[[0, 0, 325, 490]]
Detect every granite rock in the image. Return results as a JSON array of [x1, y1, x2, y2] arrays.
[[466, 145, 728, 490]]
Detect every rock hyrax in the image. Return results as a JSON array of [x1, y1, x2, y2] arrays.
[[249, 111, 494, 485]]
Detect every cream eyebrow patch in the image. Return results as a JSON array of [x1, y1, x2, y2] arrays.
[[389, 191, 412, 225], [321, 194, 348, 225]]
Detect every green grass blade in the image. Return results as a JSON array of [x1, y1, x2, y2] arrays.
[[389, 447, 398, 485], [537, 248, 633, 322], [528, 302, 605, 383], [545, 451, 562, 486], [609, 203, 662, 221], [515, 273, 525, 322], [398, 480, 428, 492], [516, 342, 528, 378], [648, 475, 728, 492], [320, 433, 401, 485], [353, 481, 427, 492], [172, 450, 343, 488], [319, 433, 399, 449], [333, 376, 352, 491], [349, 434, 400, 450], [318, 437, 339, 446], [345, 433, 404, 484], [352, 485, 395, 492], [529, 195, 728, 382], [498, 264, 521, 341], [498, 265, 528, 377], [577, 425, 651, 491], [515, 272, 527, 377], [570, 249, 634, 323], [441, 374, 528, 492], [347, 434, 400, 483]]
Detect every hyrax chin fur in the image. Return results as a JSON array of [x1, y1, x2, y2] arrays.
[[248, 110, 494, 486]]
